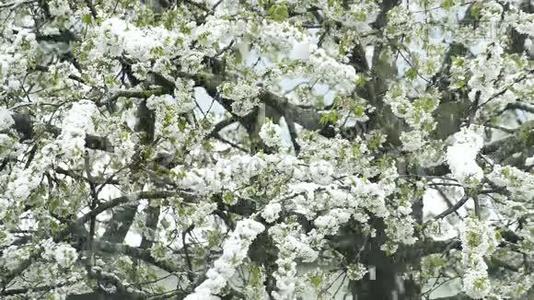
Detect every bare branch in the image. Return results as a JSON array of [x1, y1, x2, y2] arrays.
[[435, 194, 469, 219], [77, 190, 196, 224]]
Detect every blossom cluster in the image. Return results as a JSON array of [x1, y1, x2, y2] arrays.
[[446, 126, 484, 185], [459, 217, 498, 299]]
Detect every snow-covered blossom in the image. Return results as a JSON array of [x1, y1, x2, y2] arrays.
[[178, 169, 218, 194], [460, 218, 498, 259], [317, 0, 379, 29], [262, 202, 282, 223], [42, 240, 78, 268], [61, 101, 97, 133], [446, 127, 484, 184], [309, 160, 334, 185], [53, 244, 78, 268], [48, 0, 71, 17], [5, 168, 41, 201], [57, 101, 98, 159], [174, 154, 270, 196], [467, 43, 506, 104], [194, 17, 248, 57], [353, 179, 391, 218], [220, 81, 261, 102], [513, 10, 534, 35], [257, 20, 307, 58], [244, 155, 268, 177], [87, 17, 186, 63], [0, 108, 14, 131], [174, 79, 196, 113], [385, 5, 416, 38], [189, 202, 218, 227], [416, 142, 445, 168], [185, 219, 265, 300], [269, 223, 318, 300], [1, 245, 31, 271], [44, 290, 67, 300]]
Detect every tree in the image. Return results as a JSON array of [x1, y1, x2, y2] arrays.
[[0, 0, 533, 299]]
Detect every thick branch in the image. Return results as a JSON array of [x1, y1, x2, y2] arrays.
[[78, 190, 194, 224], [87, 267, 146, 299], [435, 194, 469, 219], [1, 280, 79, 296], [94, 240, 178, 273], [504, 102, 534, 114], [11, 113, 114, 152], [96, 87, 167, 109], [259, 91, 323, 131]]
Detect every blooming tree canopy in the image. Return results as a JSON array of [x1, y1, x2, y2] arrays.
[[1, 0, 534, 299]]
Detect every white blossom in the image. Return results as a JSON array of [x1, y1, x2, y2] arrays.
[[400, 130, 426, 152], [48, 0, 71, 17], [347, 263, 368, 281], [462, 268, 492, 299], [259, 120, 284, 149], [459, 217, 499, 299]]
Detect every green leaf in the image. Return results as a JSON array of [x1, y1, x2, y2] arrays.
[[180, 23, 192, 34], [405, 67, 418, 80], [178, 118, 188, 131], [150, 46, 164, 57], [470, 3, 482, 19], [163, 110, 173, 127], [368, 133, 385, 151], [233, 49, 243, 64], [355, 11, 367, 22], [82, 14, 92, 25], [320, 111, 339, 125], [356, 75, 367, 88], [442, 0, 454, 10], [250, 265, 262, 286], [202, 140, 213, 151], [414, 96, 438, 112], [353, 104, 366, 117], [268, 4, 289, 22], [466, 231, 482, 248], [207, 230, 222, 247], [310, 274, 322, 288], [223, 192, 234, 204], [352, 144, 361, 157], [327, 0, 339, 6]]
